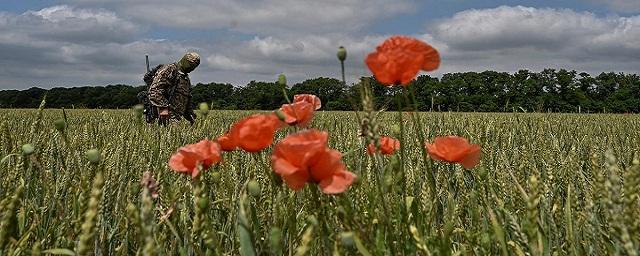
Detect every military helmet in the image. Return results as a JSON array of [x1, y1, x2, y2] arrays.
[[177, 52, 200, 73]]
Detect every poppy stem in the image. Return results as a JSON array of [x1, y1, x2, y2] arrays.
[[394, 91, 408, 196], [280, 84, 291, 104], [310, 186, 331, 253], [402, 87, 440, 223], [340, 60, 346, 86]]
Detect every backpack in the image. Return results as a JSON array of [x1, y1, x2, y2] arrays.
[[137, 64, 168, 123]]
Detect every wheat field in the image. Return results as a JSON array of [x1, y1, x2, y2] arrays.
[[0, 106, 639, 255]]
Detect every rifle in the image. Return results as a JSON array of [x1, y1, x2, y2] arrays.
[[145, 54, 150, 73], [139, 54, 160, 124]]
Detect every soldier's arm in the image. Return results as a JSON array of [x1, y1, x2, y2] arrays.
[[148, 65, 176, 108]]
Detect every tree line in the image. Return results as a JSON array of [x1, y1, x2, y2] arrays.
[[0, 69, 638, 113]]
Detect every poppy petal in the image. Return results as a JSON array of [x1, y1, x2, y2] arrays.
[[319, 170, 357, 194], [459, 144, 481, 169], [294, 94, 322, 110], [168, 152, 189, 172], [229, 114, 280, 152], [217, 133, 237, 151], [366, 143, 377, 155], [168, 139, 223, 178], [425, 143, 447, 162], [309, 149, 343, 182], [272, 158, 302, 176], [279, 102, 315, 127]]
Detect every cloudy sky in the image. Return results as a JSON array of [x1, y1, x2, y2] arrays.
[[0, 0, 639, 89]]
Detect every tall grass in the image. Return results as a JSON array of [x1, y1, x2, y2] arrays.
[[0, 108, 638, 255]]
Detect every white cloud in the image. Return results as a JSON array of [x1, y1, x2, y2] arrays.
[[432, 6, 610, 51], [204, 34, 386, 84], [0, 6, 193, 88], [66, 0, 417, 35], [8, 5, 139, 43], [427, 6, 640, 75]]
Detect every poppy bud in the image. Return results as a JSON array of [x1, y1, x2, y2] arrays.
[[85, 149, 101, 164], [269, 227, 283, 253], [133, 104, 144, 116], [247, 180, 261, 196], [337, 46, 347, 62], [211, 172, 221, 183], [199, 102, 209, 116], [54, 119, 67, 132], [340, 232, 355, 247], [197, 198, 209, 209], [21, 144, 35, 155], [278, 74, 287, 86]]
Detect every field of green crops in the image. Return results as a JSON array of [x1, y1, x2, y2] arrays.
[[0, 106, 639, 255]]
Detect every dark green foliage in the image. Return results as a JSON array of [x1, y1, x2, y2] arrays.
[[0, 69, 638, 113]]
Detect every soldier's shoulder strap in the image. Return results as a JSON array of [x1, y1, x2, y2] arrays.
[[144, 64, 166, 86]]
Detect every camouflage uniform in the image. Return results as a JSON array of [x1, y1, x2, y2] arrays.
[[147, 52, 200, 123], [148, 63, 192, 121]]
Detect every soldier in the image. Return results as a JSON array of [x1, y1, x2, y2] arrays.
[[148, 52, 200, 124]]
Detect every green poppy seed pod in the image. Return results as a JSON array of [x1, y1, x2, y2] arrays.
[[85, 149, 101, 164], [340, 232, 355, 247], [477, 167, 488, 180], [198, 102, 209, 111], [198, 102, 209, 116], [278, 74, 287, 86], [21, 144, 35, 155], [54, 118, 67, 132], [337, 46, 347, 62], [247, 180, 261, 196], [391, 124, 401, 135], [211, 172, 221, 183]]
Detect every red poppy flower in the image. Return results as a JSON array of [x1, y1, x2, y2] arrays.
[[271, 129, 356, 194], [216, 133, 237, 151], [367, 136, 401, 155], [425, 136, 481, 169], [279, 101, 315, 127], [227, 113, 282, 152], [169, 139, 222, 178], [293, 94, 322, 110], [365, 36, 440, 86]]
